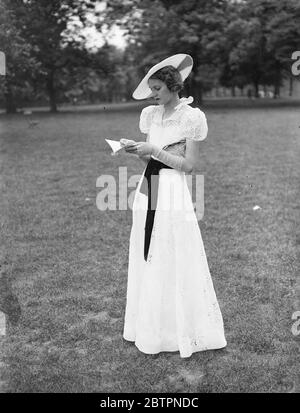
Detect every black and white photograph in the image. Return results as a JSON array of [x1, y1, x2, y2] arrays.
[[0, 0, 299, 397]]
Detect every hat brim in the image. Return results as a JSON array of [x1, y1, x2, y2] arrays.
[[132, 54, 193, 100]]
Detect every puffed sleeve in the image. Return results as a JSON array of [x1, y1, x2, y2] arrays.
[[180, 108, 208, 141], [139, 105, 155, 134]]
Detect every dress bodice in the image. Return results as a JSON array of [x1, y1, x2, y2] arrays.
[[139, 96, 208, 160]]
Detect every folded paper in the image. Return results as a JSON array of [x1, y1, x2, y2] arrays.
[[105, 138, 136, 154], [105, 139, 123, 154]]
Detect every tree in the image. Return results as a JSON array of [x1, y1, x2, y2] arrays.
[[105, 0, 300, 101], [104, 0, 230, 105], [266, 0, 300, 96], [0, 0, 40, 113], [223, 0, 300, 97], [60, 44, 129, 104], [4, 0, 101, 112]]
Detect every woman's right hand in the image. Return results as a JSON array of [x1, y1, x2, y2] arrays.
[[120, 139, 137, 154], [123, 143, 138, 154]]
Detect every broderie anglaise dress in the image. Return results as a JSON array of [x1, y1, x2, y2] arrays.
[[123, 96, 227, 358]]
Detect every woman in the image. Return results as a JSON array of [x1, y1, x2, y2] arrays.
[[123, 54, 227, 358]]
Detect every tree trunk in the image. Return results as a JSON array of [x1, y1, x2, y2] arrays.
[[183, 73, 202, 104], [46, 71, 57, 113], [263, 85, 267, 96], [273, 65, 282, 99], [4, 82, 17, 114], [273, 83, 280, 99], [254, 82, 259, 98], [189, 76, 202, 106], [289, 76, 293, 97]]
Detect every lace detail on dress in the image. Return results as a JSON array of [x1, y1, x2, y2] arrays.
[[179, 330, 225, 355], [180, 109, 208, 141], [139, 105, 157, 134], [162, 139, 186, 157], [149, 96, 194, 128], [161, 119, 179, 127]]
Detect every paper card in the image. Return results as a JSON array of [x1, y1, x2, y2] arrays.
[[105, 138, 136, 154], [105, 139, 123, 154]]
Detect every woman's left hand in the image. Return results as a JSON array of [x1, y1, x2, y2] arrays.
[[129, 142, 154, 156]]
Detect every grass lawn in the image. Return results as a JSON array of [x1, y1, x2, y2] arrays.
[[0, 100, 299, 393]]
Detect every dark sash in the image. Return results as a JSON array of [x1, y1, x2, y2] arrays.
[[139, 158, 173, 261]]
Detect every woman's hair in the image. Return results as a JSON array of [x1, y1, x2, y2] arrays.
[[149, 65, 184, 93]]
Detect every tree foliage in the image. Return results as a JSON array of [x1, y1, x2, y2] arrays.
[[1, 0, 299, 111], [1, 0, 102, 111], [219, 0, 300, 96], [0, 0, 40, 113], [105, 0, 230, 104]]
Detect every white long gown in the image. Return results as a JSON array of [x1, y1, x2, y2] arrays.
[[123, 96, 227, 358]]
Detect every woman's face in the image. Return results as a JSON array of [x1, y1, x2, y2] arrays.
[[148, 78, 173, 105]]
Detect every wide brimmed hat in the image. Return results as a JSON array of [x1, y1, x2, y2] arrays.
[[132, 53, 193, 100]]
